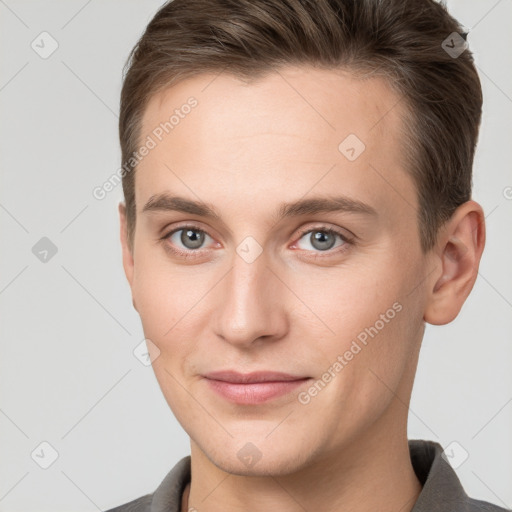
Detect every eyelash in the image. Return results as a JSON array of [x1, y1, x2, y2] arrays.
[[159, 223, 355, 261]]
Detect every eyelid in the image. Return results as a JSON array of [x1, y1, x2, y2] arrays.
[[292, 223, 356, 244]]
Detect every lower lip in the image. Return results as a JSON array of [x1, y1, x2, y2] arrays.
[[205, 378, 311, 404]]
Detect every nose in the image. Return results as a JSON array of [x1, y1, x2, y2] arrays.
[[212, 248, 289, 349]]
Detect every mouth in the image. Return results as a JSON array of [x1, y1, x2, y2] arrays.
[[202, 370, 311, 404]]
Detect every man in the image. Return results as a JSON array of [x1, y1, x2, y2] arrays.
[[107, 0, 507, 511]]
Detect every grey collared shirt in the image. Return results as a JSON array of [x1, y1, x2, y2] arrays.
[[104, 439, 510, 512]]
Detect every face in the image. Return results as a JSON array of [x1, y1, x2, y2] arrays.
[[121, 66, 432, 476]]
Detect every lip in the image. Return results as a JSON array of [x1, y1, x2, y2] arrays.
[[203, 370, 311, 404], [203, 370, 308, 383]]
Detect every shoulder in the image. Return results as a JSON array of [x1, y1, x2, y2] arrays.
[[103, 455, 191, 512], [409, 440, 510, 512], [465, 496, 510, 511], [103, 493, 153, 512]]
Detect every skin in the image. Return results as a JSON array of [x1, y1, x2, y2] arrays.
[[119, 66, 485, 512]]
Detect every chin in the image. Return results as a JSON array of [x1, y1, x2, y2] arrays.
[[197, 435, 315, 477]]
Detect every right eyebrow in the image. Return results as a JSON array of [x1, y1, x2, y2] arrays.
[[142, 194, 221, 219]]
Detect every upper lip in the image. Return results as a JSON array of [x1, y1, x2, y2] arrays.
[[203, 370, 309, 384]]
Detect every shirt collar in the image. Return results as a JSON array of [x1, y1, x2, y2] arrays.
[[409, 439, 469, 511]]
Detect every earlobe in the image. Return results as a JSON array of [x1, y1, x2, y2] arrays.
[[424, 201, 485, 325], [119, 202, 136, 296]]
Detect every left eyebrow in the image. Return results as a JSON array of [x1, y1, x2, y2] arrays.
[[141, 193, 378, 222], [276, 196, 378, 221]]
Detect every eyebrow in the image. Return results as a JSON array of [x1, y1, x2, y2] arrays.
[[142, 193, 378, 221]]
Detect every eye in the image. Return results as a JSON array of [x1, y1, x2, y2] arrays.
[[161, 224, 214, 255], [293, 226, 352, 254]]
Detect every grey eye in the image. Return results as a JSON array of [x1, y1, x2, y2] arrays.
[[179, 228, 206, 249], [309, 231, 337, 251], [296, 229, 345, 252]]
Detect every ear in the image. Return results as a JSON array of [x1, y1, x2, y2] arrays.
[[119, 202, 137, 311], [424, 200, 486, 325]]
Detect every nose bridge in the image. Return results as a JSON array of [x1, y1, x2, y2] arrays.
[[214, 247, 285, 346]]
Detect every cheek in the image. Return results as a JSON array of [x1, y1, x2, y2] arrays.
[[294, 258, 402, 340], [306, 301, 419, 445], [131, 255, 192, 363], [131, 261, 202, 420], [132, 243, 192, 325], [298, 252, 422, 397]]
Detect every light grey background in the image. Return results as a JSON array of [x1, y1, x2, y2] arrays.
[[0, 1, 511, 511]]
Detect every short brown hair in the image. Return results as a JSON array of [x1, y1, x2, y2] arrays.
[[119, 0, 482, 253]]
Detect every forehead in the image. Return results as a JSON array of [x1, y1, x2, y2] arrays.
[[136, 66, 416, 224], [142, 66, 404, 147]]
